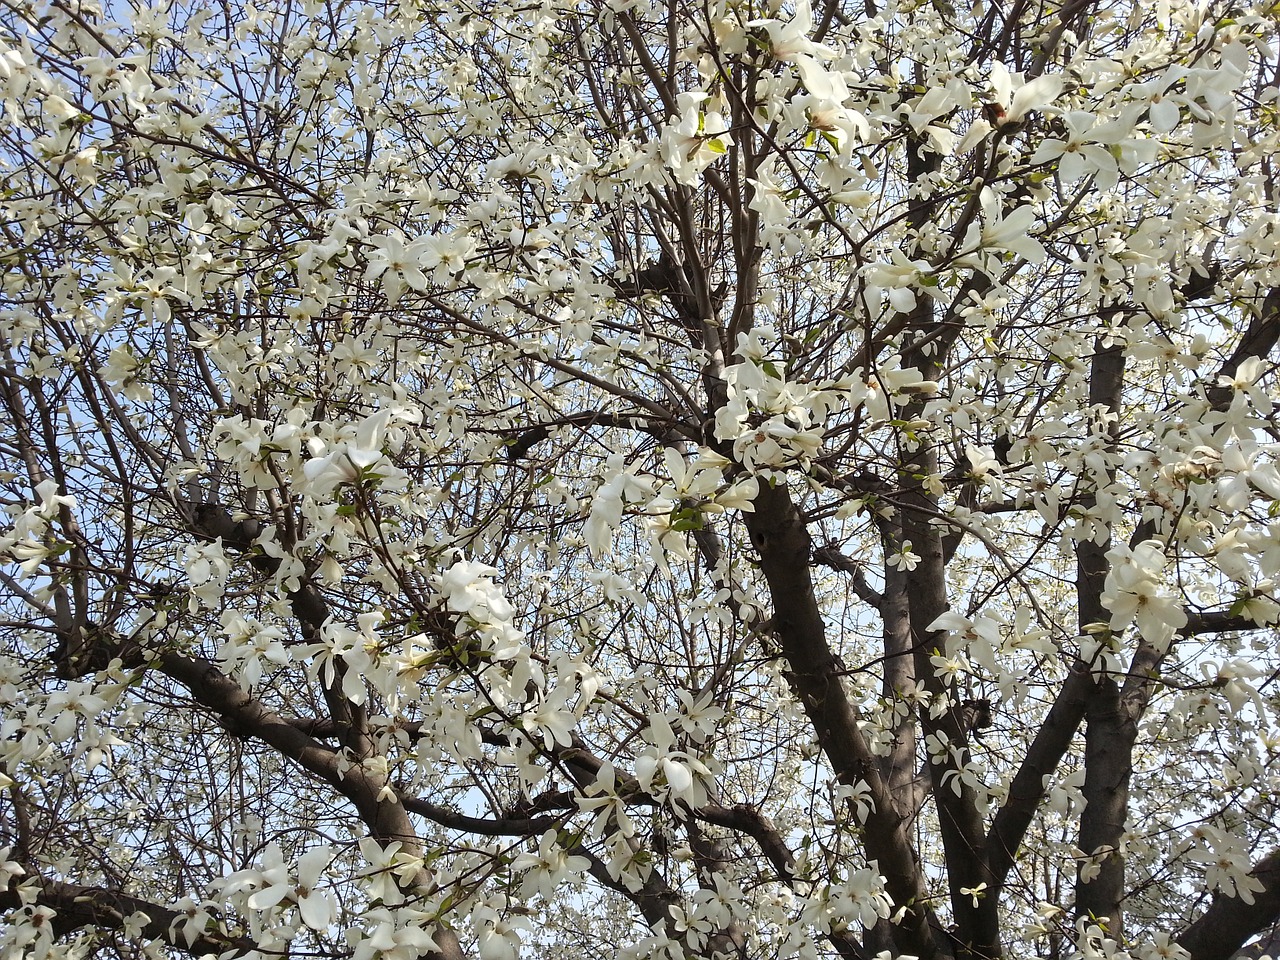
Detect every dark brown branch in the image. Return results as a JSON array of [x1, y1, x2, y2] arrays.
[[984, 595, 1274, 899], [744, 482, 949, 960], [1183, 609, 1275, 635], [1206, 287, 1280, 410], [501, 410, 683, 460], [177, 498, 372, 760], [1075, 332, 1130, 933], [1178, 848, 1280, 960], [985, 666, 1091, 882], [402, 796, 563, 836], [698, 803, 796, 881], [154, 651, 462, 960], [812, 544, 884, 612], [0, 875, 257, 957]]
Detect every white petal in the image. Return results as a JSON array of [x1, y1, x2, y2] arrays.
[[662, 757, 693, 794], [1009, 74, 1064, 121]]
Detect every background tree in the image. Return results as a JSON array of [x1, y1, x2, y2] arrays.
[[1, 0, 1279, 958]]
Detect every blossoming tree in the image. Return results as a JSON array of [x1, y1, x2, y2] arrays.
[[2, 0, 1280, 957]]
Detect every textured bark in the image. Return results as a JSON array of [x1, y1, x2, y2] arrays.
[[902, 464, 1000, 960], [895, 159, 999, 954], [1074, 337, 1129, 935], [1210, 287, 1280, 398], [744, 482, 950, 960], [878, 532, 922, 820], [154, 652, 463, 960], [178, 499, 375, 761]]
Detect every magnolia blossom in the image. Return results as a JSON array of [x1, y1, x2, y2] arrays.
[[349, 907, 440, 960], [217, 611, 290, 690], [970, 202, 1046, 263], [364, 231, 474, 301], [356, 839, 423, 907], [30, 478, 75, 519], [965, 444, 1004, 494], [864, 252, 937, 313], [511, 830, 591, 900], [753, 0, 850, 106], [888, 540, 920, 571], [471, 900, 531, 960], [675, 688, 724, 743], [834, 779, 876, 824], [988, 62, 1064, 125], [249, 846, 337, 931], [584, 455, 655, 557], [521, 683, 576, 749], [168, 897, 216, 948], [435, 560, 516, 625], [732, 418, 825, 473], [220, 844, 336, 931], [1029, 111, 1137, 187], [576, 763, 637, 839], [301, 407, 417, 497], [1101, 541, 1188, 647], [660, 92, 731, 185], [99, 343, 152, 401], [635, 749, 711, 808], [1218, 356, 1273, 412], [1185, 835, 1267, 904]]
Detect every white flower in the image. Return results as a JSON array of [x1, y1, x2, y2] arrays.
[[350, 907, 439, 960], [864, 252, 935, 313], [1186, 838, 1266, 904], [522, 684, 576, 749], [511, 830, 591, 900], [715, 475, 759, 512], [576, 764, 637, 839], [364, 232, 471, 299], [976, 204, 1046, 263], [301, 407, 415, 497], [434, 559, 515, 624], [965, 444, 1002, 478], [834, 780, 876, 824], [888, 541, 920, 571], [635, 750, 711, 807], [365, 232, 428, 294], [223, 843, 289, 909], [660, 92, 732, 185], [357, 838, 423, 906], [1029, 110, 1133, 187], [168, 898, 214, 948], [471, 900, 532, 960], [676, 688, 724, 743], [292, 846, 339, 930], [31, 479, 75, 519], [584, 456, 655, 557], [930, 651, 969, 683], [1101, 541, 1187, 647], [989, 62, 1063, 124], [833, 864, 893, 926], [1218, 356, 1272, 411]]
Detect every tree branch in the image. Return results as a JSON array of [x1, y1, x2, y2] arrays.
[[0, 875, 257, 957], [1178, 848, 1280, 960], [744, 481, 950, 960]]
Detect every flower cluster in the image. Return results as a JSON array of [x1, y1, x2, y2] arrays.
[[1100, 541, 1188, 649]]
